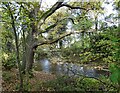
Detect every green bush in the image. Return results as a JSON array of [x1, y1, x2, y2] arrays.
[[38, 75, 117, 92], [2, 53, 16, 70], [2, 71, 12, 82], [35, 47, 48, 60], [61, 41, 83, 59], [15, 82, 32, 91]]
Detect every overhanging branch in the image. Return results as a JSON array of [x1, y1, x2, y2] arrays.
[[37, 1, 90, 29], [39, 2, 63, 22], [33, 31, 82, 48], [61, 4, 88, 10], [38, 17, 75, 35]]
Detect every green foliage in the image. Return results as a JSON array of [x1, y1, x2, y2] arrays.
[[38, 75, 116, 91], [16, 82, 32, 91], [74, 17, 93, 31], [35, 47, 48, 60], [109, 64, 120, 85], [2, 53, 16, 70], [104, 27, 120, 91], [61, 41, 83, 62], [62, 26, 119, 66], [79, 27, 119, 64], [2, 71, 12, 82]]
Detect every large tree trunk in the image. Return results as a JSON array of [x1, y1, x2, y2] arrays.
[[27, 48, 35, 71], [25, 31, 36, 74], [25, 8, 38, 73]]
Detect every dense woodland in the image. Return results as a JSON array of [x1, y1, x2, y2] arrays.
[[0, 0, 120, 92]]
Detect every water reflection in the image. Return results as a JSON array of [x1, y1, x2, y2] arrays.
[[34, 59, 107, 78], [40, 59, 51, 73]]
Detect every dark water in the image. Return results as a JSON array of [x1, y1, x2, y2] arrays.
[[34, 58, 109, 78]]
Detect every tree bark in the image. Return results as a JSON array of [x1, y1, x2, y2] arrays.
[[27, 48, 35, 72], [21, 51, 26, 74]]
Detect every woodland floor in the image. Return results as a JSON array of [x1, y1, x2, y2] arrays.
[[2, 68, 56, 91]]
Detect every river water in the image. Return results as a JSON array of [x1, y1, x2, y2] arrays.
[[34, 58, 109, 78]]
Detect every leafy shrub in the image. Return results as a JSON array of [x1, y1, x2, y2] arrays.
[[2, 53, 16, 70], [35, 47, 48, 60], [109, 64, 120, 88], [2, 71, 12, 82], [38, 75, 117, 92], [15, 82, 32, 91], [61, 41, 83, 60]]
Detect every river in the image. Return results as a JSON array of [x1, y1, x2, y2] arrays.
[[34, 58, 109, 78]]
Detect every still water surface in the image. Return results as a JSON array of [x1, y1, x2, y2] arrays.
[[34, 58, 109, 78]]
